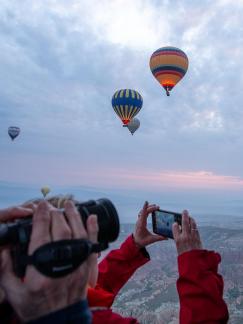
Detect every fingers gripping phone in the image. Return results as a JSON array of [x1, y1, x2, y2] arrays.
[[152, 209, 182, 239]]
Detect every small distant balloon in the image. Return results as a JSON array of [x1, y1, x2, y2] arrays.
[[112, 89, 143, 125], [150, 46, 189, 96], [126, 118, 140, 135], [41, 186, 50, 198], [8, 126, 20, 141]]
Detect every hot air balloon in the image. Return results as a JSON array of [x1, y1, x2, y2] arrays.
[[126, 118, 140, 135], [41, 186, 50, 198], [8, 126, 20, 141], [150, 46, 189, 96], [112, 89, 143, 125]]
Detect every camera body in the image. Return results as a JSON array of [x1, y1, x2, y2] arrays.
[[0, 198, 120, 277], [152, 209, 181, 239]]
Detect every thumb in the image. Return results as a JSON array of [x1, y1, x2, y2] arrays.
[[150, 234, 168, 243], [144, 234, 167, 246]]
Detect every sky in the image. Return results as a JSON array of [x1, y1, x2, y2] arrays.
[[1, 0, 243, 199]]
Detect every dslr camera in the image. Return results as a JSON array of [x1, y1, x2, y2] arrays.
[[0, 198, 120, 278]]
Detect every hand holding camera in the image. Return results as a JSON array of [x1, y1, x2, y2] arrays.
[[0, 200, 98, 322], [0, 198, 120, 278], [172, 210, 203, 256], [133, 201, 167, 248]]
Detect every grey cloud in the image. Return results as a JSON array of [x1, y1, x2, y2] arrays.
[[1, 0, 243, 185]]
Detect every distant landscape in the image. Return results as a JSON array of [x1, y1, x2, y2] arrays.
[[111, 224, 243, 324], [1, 181, 243, 226]]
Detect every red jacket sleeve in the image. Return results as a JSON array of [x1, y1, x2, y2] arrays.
[[97, 234, 150, 298], [177, 250, 229, 324]]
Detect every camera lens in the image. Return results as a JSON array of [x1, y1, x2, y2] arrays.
[[77, 198, 120, 243], [0, 198, 120, 247], [97, 198, 120, 242]]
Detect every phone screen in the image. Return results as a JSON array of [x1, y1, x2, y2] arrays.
[[152, 210, 182, 239]]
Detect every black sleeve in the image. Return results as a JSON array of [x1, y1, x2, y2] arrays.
[[26, 300, 92, 324]]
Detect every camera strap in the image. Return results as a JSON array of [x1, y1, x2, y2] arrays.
[[24, 239, 102, 278]]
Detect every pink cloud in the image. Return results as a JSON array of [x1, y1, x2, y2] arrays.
[[1, 154, 243, 191], [132, 170, 243, 189], [87, 168, 243, 190]]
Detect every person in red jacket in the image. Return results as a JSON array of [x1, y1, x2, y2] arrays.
[[87, 203, 229, 324], [88, 201, 166, 323]]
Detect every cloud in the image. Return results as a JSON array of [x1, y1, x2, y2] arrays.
[[1, 151, 243, 193], [131, 170, 243, 189], [1, 0, 243, 190]]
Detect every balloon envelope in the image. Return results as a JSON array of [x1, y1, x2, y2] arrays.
[[112, 89, 143, 125], [8, 126, 20, 140], [41, 186, 50, 198], [150, 46, 188, 96], [127, 118, 140, 135]]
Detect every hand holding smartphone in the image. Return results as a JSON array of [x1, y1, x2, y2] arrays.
[[152, 209, 182, 239]]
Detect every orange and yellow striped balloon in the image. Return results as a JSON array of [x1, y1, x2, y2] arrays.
[[150, 46, 189, 96]]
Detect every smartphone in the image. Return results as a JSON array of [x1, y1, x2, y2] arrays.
[[152, 209, 182, 239]]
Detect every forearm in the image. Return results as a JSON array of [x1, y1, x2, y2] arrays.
[[97, 234, 150, 295], [177, 250, 229, 324]]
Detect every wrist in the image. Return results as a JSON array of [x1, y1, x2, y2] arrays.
[[26, 299, 91, 324], [178, 249, 221, 277], [18, 290, 87, 322], [177, 246, 203, 256], [132, 234, 144, 249]]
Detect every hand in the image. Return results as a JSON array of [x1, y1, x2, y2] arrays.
[[133, 201, 167, 248], [0, 204, 34, 303], [0, 205, 33, 222], [172, 210, 203, 256], [0, 200, 98, 322]]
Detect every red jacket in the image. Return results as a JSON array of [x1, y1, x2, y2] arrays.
[[88, 235, 149, 323], [88, 235, 229, 324], [177, 250, 229, 324]]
